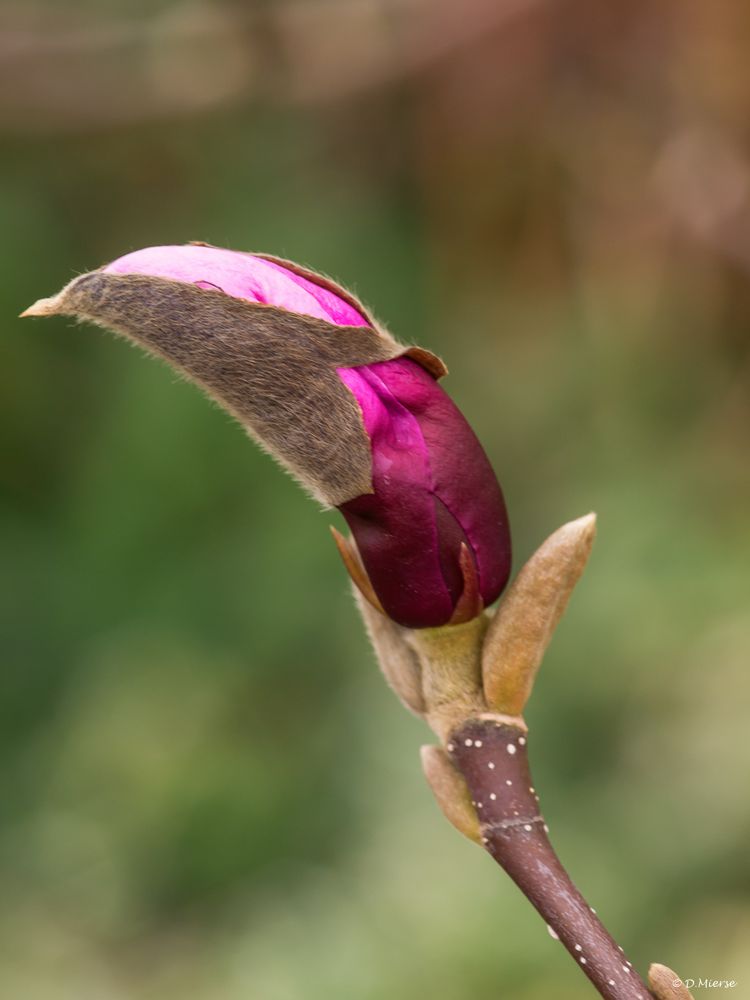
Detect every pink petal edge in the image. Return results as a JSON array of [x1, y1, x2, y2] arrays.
[[103, 244, 370, 327]]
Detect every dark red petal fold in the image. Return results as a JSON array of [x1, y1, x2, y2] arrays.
[[338, 358, 511, 628]]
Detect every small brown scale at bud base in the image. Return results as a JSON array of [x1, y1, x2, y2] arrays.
[[449, 720, 651, 1000]]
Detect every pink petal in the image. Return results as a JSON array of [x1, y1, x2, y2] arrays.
[[103, 244, 370, 327]]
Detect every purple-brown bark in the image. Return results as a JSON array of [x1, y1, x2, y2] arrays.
[[449, 718, 651, 1000]]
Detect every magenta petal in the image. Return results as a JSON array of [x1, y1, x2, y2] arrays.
[[103, 244, 370, 327], [338, 358, 511, 628], [338, 365, 456, 627], [258, 258, 370, 327], [372, 359, 511, 606]]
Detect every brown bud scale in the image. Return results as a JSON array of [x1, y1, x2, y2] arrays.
[[32, 270, 445, 508]]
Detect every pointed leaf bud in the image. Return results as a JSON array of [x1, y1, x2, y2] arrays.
[[648, 964, 696, 1000], [23, 243, 511, 629], [420, 744, 482, 844], [482, 513, 596, 715]]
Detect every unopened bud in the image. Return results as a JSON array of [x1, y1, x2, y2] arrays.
[[23, 243, 511, 629]]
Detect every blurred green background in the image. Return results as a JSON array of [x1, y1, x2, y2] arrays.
[[2, 1, 750, 997]]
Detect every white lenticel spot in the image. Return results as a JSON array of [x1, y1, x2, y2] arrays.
[[574, 945, 582, 952], [546, 925, 559, 940], [524, 824, 533, 831], [544, 824, 549, 833], [477, 802, 483, 809], [529, 787, 535, 794], [580, 957, 587, 965], [519, 736, 526, 745], [464, 739, 473, 747], [506, 779, 512, 786], [489, 793, 497, 800], [474, 740, 483, 748], [608, 980, 616, 987], [622, 965, 629, 973], [488, 762, 495, 770], [590, 907, 596, 914], [447, 743, 455, 752], [507, 744, 517, 755]]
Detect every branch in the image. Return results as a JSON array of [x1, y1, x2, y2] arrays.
[[449, 717, 649, 1000], [354, 514, 696, 1000]]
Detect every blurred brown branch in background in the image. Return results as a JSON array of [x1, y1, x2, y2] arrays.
[[0, 0, 549, 128], [655, 126, 750, 271], [6, 0, 750, 293]]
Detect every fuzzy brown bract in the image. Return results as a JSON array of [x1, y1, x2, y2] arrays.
[[36, 270, 441, 507]]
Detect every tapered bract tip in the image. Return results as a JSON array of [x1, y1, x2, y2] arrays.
[[19, 294, 63, 318], [574, 510, 597, 534], [330, 525, 385, 615]]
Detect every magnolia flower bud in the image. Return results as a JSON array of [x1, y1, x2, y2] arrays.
[[22, 243, 511, 628]]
